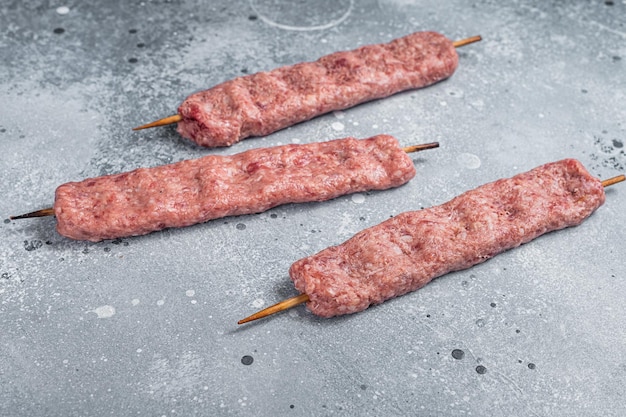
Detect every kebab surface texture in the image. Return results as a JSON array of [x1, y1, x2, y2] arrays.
[[177, 31, 458, 147], [289, 159, 606, 318], [54, 135, 416, 241]]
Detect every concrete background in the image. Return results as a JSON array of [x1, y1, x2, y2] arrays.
[[1, 0, 625, 416]]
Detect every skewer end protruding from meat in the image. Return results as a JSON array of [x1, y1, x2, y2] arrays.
[[9, 207, 55, 220], [602, 174, 625, 188], [238, 293, 310, 325], [452, 35, 482, 48], [403, 142, 439, 153], [132, 114, 183, 131]]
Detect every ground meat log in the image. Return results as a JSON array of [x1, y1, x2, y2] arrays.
[[54, 135, 416, 241], [289, 159, 605, 318], [177, 31, 458, 147]]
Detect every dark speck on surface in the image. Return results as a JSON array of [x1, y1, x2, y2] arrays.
[[451, 349, 465, 360], [24, 240, 43, 251], [270, 213, 278, 219], [3, 218, 9, 224], [129, 28, 138, 34], [490, 302, 497, 308], [290, 405, 295, 409], [236, 223, 246, 230], [528, 363, 536, 370], [137, 43, 145, 48], [128, 58, 138, 63], [476, 365, 487, 374], [248, 15, 258, 20], [53, 28, 65, 34], [612, 139, 623, 148], [605, 0, 614, 5], [360, 384, 367, 390], [241, 355, 254, 365], [613, 56, 622, 62], [103, 247, 111, 252]]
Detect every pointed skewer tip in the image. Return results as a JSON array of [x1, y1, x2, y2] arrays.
[[9, 207, 55, 220], [238, 293, 310, 325], [402, 142, 439, 153], [132, 114, 183, 131]]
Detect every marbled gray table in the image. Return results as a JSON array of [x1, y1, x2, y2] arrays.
[[1, 1, 625, 416]]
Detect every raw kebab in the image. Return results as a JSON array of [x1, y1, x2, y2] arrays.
[[10, 135, 436, 242], [133, 32, 481, 147], [239, 159, 624, 323]]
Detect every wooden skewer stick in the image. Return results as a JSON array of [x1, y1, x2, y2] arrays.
[[403, 142, 438, 153], [237, 173, 626, 325], [132, 114, 183, 131], [602, 174, 625, 188], [9, 207, 55, 220], [237, 294, 310, 325], [452, 35, 482, 48], [131, 35, 483, 131], [7, 142, 439, 221]]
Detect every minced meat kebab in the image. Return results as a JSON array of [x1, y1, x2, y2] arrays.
[[239, 159, 623, 323], [134, 32, 480, 147], [11, 135, 437, 241]]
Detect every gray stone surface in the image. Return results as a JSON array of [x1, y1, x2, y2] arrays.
[[1, 1, 625, 416]]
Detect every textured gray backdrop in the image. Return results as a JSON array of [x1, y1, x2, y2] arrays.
[[1, 1, 625, 416]]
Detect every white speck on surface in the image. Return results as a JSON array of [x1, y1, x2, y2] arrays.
[[456, 153, 481, 170], [131, 299, 140, 306], [56, 6, 70, 15], [331, 122, 345, 131], [333, 111, 345, 119], [440, 101, 447, 106], [351, 193, 366, 204], [185, 290, 195, 297], [252, 298, 265, 308], [137, 348, 142, 353], [92, 305, 116, 319], [156, 299, 165, 306], [291, 137, 301, 143]]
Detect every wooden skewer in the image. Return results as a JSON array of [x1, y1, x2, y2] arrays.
[[131, 35, 483, 131], [9, 207, 55, 220], [237, 294, 310, 325], [132, 114, 183, 131], [237, 173, 626, 325], [7, 142, 439, 221], [452, 35, 482, 48], [602, 174, 625, 188]]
